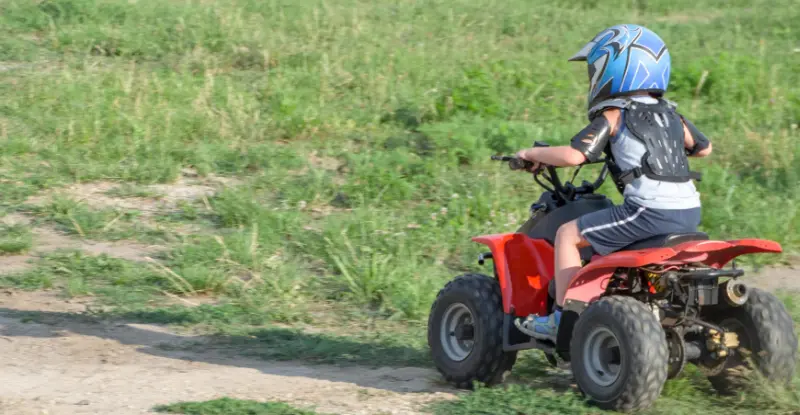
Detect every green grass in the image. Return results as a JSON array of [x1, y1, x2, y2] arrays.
[[0, 251, 164, 296], [430, 298, 800, 415], [155, 398, 317, 415], [21, 197, 170, 242], [0, 250, 309, 321], [430, 372, 800, 415], [2, 0, 799, 319], [0, 224, 32, 254], [0, 0, 799, 413], [207, 325, 429, 367]]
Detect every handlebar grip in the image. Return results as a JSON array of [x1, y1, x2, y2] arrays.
[[509, 158, 534, 171], [490, 155, 534, 171]]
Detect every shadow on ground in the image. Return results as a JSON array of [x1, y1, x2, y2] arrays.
[[0, 307, 455, 394]]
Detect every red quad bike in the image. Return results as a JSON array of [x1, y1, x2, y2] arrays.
[[428, 144, 798, 412]]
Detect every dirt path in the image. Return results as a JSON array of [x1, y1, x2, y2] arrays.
[[0, 253, 795, 414], [0, 179, 455, 413], [740, 266, 800, 293], [0, 292, 454, 415]]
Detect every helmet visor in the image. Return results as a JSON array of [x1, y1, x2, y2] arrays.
[[568, 40, 597, 62]]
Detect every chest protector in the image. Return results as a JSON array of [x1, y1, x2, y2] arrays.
[[614, 99, 701, 185]]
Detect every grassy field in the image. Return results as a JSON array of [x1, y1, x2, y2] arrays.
[[155, 398, 318, 414], [1, 0, 799, 414]]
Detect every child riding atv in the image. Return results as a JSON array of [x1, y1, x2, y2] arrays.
[[514, 24, 713, 341], [428, 24, 796, 412]]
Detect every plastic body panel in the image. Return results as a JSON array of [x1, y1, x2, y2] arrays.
[[563, 239, 782, 304], [472, 230, 781, 317], [472, 233, 554, 317]]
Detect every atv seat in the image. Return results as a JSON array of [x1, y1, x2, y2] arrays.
[[619, 232, 709, 252], [578, 232, 710, 263]]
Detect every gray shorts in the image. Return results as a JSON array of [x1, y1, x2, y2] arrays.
[[577, 200, 702, 256]]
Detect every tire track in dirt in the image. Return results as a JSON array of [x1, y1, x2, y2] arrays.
[[0, 292, 455, 415]]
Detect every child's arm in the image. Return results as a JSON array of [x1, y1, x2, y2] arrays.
[[516, 146, 586, 167], [517, 109, 621, 167], [680, 116, 712, 158]]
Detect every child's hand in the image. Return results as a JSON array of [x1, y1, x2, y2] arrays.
[[516, 149, 543, 172]]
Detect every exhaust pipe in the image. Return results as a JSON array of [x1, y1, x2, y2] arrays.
[[720, 280, 749, 307]]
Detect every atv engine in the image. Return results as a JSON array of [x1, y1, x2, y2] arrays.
[[607, 265, 751, 379]]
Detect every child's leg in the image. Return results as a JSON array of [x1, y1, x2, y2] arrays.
[[553, 219, 590, 306], [518, 202, 668, 341], [518, 220, 587, 341]]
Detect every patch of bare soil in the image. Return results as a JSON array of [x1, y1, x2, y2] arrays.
[[30, 227, 159, 262], [0, 291, 454, 415], [308, 151, 342, 172], [291, 151, 347, 187], [1, 173, 241, 275], [743, 266, 800, 293], [0, 214, 162, 276], [0, 62, 32, 73], [0, 257, 37, 276], [0, 290, 90, 314], [25, 175, 237, 218]]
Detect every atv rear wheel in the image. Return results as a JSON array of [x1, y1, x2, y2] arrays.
[[705, 288, 797, 394], [570, 296, 668, 412], [428, 273, 516, 389]]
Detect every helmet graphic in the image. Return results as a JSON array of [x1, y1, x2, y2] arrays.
[[569, 24, 671, 108]]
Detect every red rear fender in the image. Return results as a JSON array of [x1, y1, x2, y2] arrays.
[[674, 239, 782, 268], [472, 233, 554, 316], [563, 239, 781, 305]]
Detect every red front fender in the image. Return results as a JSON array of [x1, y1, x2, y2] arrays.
[[472, 233, 554, 317]]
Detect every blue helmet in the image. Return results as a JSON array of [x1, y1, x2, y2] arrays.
[[569, 24, 671, 109]]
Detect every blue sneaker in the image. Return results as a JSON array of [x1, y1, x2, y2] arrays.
[[516, 310, 561, 342]]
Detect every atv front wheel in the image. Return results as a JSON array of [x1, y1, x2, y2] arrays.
[[570, 296, 668, 412], [705, 288, 798, 394], [428, 273, 516, 389]]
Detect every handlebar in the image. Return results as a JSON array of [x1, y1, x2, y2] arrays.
[[491, 152, 609, 202], [490, 155, 535, 171]]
